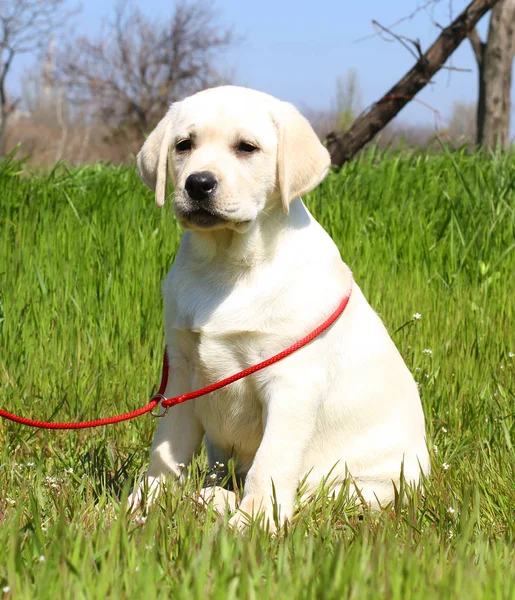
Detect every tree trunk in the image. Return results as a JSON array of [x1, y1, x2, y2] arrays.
[[0, 111, 6, 156], [481, 0, 515, 150], [467, 28, 487, 144], [326, 0, 501, 167], [0, 65, 7, 156], [0, 48, 14, 157]]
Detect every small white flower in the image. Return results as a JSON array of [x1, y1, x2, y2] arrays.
[[413, 313, 422, 320], [442, 462, 450, 470], [67, 468, 74, 474], [447, 507, 455, 515], [508, 352, 514, 358], [176, 463, 185, 469], [135, 515, 147, 525], [2, 586, 10, 593], [209, 473, 217, 480], [27, 462, 35, 467], [422, 348, 433, 355], [39, 555, 45, 562], [41, 526, 47, 532], [433, 445, 439, 454], [441, 427, 447, 433], [500, 365, 504, 370], [6, 497, 15, 506], [415, 367, 421, 372], [448, 531, 454, 539]]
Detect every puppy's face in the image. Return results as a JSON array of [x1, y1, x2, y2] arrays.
[[137, 86, 331, 231], [169, 90, 279, 231]]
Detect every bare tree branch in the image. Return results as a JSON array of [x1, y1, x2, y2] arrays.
[[326, 0, 501, 166], [355, 0, 446, 43], [371, 20, 423, 61], [0, 0, 77, 153], [468, 27, 486, 65], [55, 0, 237, 144]]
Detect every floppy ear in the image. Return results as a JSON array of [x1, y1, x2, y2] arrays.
[[275, 102, 331, 213], [136, 108, 175, 208]]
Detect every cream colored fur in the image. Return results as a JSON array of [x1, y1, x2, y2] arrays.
[[129, 86, 429, 530]]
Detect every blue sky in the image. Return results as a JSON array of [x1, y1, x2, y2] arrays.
[[11, 0, 512, 131]]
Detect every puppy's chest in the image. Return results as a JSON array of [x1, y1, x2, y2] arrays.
[[181, 330, 267, 453]]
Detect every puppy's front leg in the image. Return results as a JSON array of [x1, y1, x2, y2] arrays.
[[129, 363, 204, 510], [229, 375, 321, 531]]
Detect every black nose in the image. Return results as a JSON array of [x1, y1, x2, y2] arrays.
[[185, 171, 218, 203]]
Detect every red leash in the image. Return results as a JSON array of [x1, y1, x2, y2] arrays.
[[0, 287, 351, 430]]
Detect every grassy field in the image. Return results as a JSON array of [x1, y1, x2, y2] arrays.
[[0, 149, 514, 599]]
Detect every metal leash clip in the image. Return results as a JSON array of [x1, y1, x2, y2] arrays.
[[150, 394, 169, 418]]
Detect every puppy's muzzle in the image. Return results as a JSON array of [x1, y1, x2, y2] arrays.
[[185, 171, 218, 203]]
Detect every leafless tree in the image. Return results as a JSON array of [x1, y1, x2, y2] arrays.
[[468, 0, 515, 149], [55, 1, 236, 150], [303, 70, 363, 141], [326, 0, 501, 166], [445, 101, 477, 143], [0, 0, 74, 154], [334, 69, 363, 131]]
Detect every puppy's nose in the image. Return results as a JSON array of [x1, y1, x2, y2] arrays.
[[185, 171, 218, 202]]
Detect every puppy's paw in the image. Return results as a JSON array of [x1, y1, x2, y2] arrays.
[[127, 475, 162, 514], [228, 495, 280, 533], [193, 486, 237, 516]]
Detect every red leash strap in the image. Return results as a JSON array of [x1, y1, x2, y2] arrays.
[[160, 289, 351, 409], [0, 286, 351, 430]]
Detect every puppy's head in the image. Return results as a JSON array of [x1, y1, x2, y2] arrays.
[[137, 86, 330, 231]]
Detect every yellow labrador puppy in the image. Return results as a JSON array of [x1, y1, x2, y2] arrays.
[[130, 86, 429, 529]]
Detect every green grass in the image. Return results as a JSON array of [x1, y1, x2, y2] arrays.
[[1, 149, 514, 598]]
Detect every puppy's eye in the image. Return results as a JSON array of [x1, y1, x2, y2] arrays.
[[237, 141, 259, 154], [176, 139, 192, 152]]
